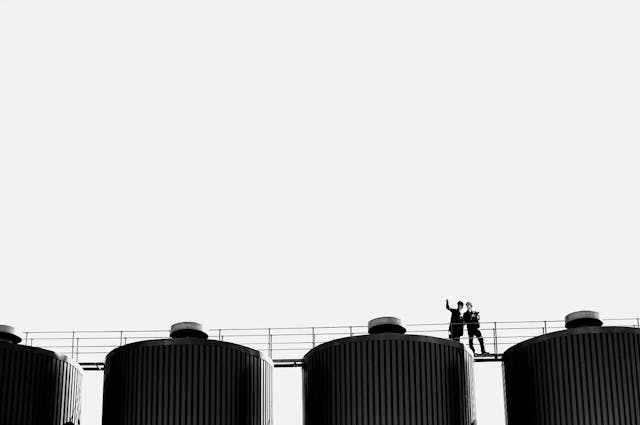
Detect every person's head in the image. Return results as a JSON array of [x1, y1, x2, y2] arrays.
[[457, 301, 464, 310], [466, 302, 473, 311]]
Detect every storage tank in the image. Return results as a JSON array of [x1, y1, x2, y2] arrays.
[[102, 322, 273, 425], [0, 324, 83, 425], [303, 317, 477, 425], [503, 311, 640, 425]]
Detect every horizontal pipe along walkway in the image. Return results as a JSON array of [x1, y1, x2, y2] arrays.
[[19, 318, 640, 371]]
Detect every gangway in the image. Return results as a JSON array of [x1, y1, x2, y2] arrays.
[[20, 318, 640, 371]]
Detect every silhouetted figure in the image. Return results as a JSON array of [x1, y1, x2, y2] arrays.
[[445, 299, 464, 341], [463, 302, 488, 355]]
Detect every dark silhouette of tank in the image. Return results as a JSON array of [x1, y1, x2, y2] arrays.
[[303, 317, 477, 425], [503, 311, 640, 425], [102, 322, 273, 425], [0, 324, 83, 425]]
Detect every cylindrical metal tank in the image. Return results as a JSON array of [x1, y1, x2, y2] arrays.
[[0, 325, 83, 425], [303, 317, 477, 425], [102, 322, 273, 425], [503, 311, 640, 425]]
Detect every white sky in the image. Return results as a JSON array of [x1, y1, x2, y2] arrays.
[[2, 1, 640, 424]]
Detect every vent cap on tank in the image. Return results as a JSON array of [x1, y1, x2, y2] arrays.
[[170, 322, 209, 339], [565, 311, 603, 329], [0, 324, 22, 344], [368, 317, 406, 334]]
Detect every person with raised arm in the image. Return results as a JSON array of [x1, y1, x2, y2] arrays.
[[445, 299, 464, 341]]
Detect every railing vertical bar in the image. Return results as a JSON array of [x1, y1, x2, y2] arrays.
[[312, 327, 316, 348], [493, 322, 498, 355]]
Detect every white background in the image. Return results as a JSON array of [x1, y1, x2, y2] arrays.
[[2, 1, 640, 424]]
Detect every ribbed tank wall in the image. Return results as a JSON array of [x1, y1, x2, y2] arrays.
[[102, 339, 273, 425], [303, 334, 477, 425], [0, 344, 83, 425], [503, 326, 640, 425]]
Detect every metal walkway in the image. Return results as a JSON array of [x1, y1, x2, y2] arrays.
[[21, 318, 640, 371]]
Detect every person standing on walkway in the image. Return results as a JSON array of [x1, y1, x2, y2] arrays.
[[463, 302, 488, 355], [445, 299, 464, 341]]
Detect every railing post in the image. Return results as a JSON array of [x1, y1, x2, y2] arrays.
[[493, 322, 498, 355], [119, 331, 123, 346], [71, 331, 75, 359], [312, 327, 316, 348], [268, 328, 272, 358], [76, 337, 80, 361], [543, 321, 547, 334], [349, 326, 353, 337], [218, 329, 222, 341], [636, 318, 640, 329]]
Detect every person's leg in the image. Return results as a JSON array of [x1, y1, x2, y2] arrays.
[[476, 329, 487, 353], [453, 328, 462, 342], [468, 329, 475, 352]]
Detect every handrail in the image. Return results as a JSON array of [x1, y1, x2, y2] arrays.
[[21, 318, 640, 366]]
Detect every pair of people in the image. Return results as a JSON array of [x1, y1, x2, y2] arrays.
[[445, 299, 488, 355]]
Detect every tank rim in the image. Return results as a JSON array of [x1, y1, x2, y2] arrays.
[[105, 337, 274, 366], [302, 332, 469, 362], [0, 342, 83, 371], [503, 325, 640, 357]]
